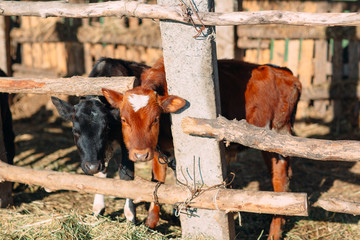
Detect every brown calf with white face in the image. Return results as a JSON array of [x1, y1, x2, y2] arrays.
[[103, 57, 301, 239], [102, 57, 185, 228]]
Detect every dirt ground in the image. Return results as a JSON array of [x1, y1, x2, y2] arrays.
[[1, 93, 360, 239]]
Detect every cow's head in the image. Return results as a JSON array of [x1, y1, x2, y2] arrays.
[[51, 96, 119, 175], [102, 87, 185, 162]]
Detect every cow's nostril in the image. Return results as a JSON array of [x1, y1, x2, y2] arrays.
[[83, 162, 101, 174], [134, 152, 149, 161]]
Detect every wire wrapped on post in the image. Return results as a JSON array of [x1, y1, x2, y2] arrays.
[[171, 156, 236, 217], [179, 0, 206, 38]]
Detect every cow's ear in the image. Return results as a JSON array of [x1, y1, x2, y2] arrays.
[[110, 108, 121, 121], [159, 95, 186, 113], [51, 96, 74, 121], [102, 88, 123, 109]]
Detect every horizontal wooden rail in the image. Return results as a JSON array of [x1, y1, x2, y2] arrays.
[[0, 161, 308, 216], [0, 1, 360, 26], [0, 75, 357, 101], [315, 198, 360, 215], [182, 116, 360, 162], [237, 25, 360, 40], [0, 161, 358, 216], [301, 82, 360, 101], [0, 76, 134, 96]]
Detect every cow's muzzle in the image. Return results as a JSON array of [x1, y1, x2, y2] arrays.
[[82, 161, 104, 175], [131, 148, 153, 162]]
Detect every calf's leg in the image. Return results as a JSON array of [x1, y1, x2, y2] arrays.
[[145, 151, 167, 229], [119, 144, 136, 223], [262, 151, 292, 240], [93, 171, 107, 216]]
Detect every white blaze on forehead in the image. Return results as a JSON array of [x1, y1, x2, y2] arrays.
[[128, 94, 149, 112]]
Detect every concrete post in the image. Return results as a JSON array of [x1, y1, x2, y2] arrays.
[[159, 0, 235, 239]]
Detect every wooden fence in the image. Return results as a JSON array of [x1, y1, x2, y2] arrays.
[[0, 161, 309, 216], [6, 0, 360, 136], [0, 0, 359, 238], [10, 16, 162, 77]]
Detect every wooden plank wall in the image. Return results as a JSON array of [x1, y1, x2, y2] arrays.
[[240, 0, 360, 133], [83, 43, 162, 74], [82, 17, 162, 73], [13, 16, 162, 77], [17, 16, 76, 77]]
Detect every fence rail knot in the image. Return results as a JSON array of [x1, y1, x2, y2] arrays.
[[178, 0, 205, 38], [172, 156, 236, 217]]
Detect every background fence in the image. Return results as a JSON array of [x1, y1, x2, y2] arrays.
[[6, 0, 360, 137], [10, 15, 162, 77]]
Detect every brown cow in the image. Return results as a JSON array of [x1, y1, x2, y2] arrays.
[[102, 57, 301, 240], [102, 57, 184, 228]]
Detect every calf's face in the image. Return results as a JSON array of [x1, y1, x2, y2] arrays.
[[51, 97, 116, 174], [102, 88, 185, 162]]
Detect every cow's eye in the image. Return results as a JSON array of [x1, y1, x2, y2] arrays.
[[121, 118, 129, 126], [151, 117, 159, 126]]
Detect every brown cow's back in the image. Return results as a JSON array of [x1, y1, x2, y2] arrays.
[[218, 59, 259, 121], [155, 59, 301, 158], [245, 65, 301, 133], [140, 56, 167, 96], [218, 59, 301, 134]]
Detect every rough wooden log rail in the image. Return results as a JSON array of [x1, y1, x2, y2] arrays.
[[315, 198, 360, 215], [0, 161, 308, 216], [0, 76, 134, 96], [182, 116, 360, 162], [0, 1, 360, 26], [237, 25, 360, 40]]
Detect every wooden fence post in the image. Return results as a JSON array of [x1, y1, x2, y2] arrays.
[[215, 0, 237, 59], [0, 16, 10, 75], [159, 0, 235, 239]]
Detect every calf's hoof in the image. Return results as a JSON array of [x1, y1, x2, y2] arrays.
[[92, 194, 105, 216], [92, 207, 105, 216], [145, 216, 159, 229], [124, 198, 136, 223], [145, 204, 160, 229]]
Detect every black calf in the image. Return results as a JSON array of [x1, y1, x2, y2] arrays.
[[52, 58, 149, 218]]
